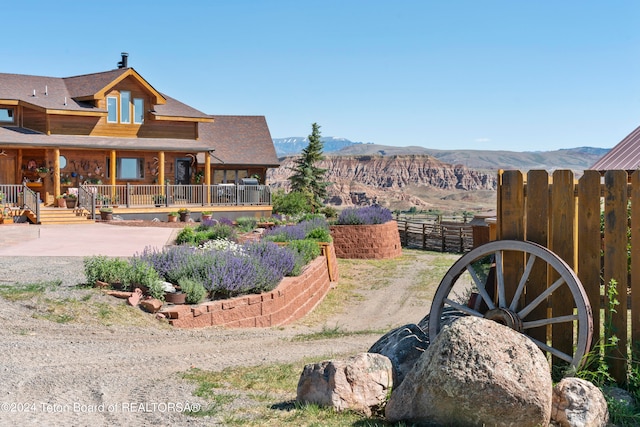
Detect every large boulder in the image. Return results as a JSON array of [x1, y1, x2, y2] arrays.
[[296, 352, 393, 416], [551, 377, 609, 427], [385, 316, 552, 427], [368, 323, 429, 386]]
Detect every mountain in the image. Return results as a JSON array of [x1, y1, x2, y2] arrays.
[[273, 137, 369, 156], [269, 137, 611, 213], [273, 137, 610, 172]]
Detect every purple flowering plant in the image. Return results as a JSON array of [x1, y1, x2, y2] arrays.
[[335, 205, 393, 225]]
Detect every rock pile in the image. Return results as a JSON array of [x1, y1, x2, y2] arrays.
[[297, 314, 610, 426]]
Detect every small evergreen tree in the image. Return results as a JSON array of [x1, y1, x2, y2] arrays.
[[289, 123, 329, 210]]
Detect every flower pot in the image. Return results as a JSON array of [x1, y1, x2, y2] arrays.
[[164, 292, 186, 304], [38, 172, 48, 178], [100, 211, 113, 221], [65, 199, 77, 209], [56, 198, 66, 208], [179, 213, 190, 222], [201, 214, 212, 222], [167, 215, 178, 223]]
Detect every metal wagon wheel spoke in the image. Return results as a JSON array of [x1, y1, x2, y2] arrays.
[[428, 240, 593, 369]]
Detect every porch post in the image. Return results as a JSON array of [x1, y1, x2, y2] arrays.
[[205, 151, 211, 203], [110, 150, 117, 203], [158, 151, 165, 187], [53, 148, 61, 198], [110, 150, 116, 185]]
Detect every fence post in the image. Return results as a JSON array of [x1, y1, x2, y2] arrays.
[[422, 223, 427, 250]]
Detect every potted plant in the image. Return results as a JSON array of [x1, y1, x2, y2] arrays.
[[56, 194, 67, 208], [153, 194, 166, 207], [167, 212, 179, 223], [178, 207, 191, 222], [63, 193, 77, 209], [201, 211, 213, 222], [99, 207, 113, 221], [36, 166, 49, 178]]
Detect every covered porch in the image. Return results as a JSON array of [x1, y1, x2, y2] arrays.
[[0, 182, 273, 224]]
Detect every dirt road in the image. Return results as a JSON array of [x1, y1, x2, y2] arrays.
[[0, 248, 458, 426]]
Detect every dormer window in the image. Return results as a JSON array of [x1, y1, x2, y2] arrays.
[[107, 92, 144, 124], [120, 91, 131, 124], [107, 97, 117, 123], [0, 108, 14, 123]]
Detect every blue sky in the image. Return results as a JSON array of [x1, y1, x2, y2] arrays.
[[3, 1, 640, 151]]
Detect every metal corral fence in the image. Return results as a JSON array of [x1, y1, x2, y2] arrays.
[[498, 169, 639, 384], [395, 217, 474, 253]]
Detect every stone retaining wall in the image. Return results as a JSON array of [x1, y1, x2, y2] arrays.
[[163, 243, 338, 328], [330, 220, 402, 259]]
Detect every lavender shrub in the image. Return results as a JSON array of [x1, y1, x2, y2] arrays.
[[264, 217, 329, 242], [335, 205, 393, 225], [244, 241, 296, 291], [205, 250, 258, 298]]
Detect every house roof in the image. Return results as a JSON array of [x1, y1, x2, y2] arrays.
[[0, 126, 213, 152], [0, 68, 210, 120], [591, 125, 640, 171], [199, 115, 280, 167]]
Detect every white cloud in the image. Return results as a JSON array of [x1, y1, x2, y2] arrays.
[[475, 138, 491, 143]]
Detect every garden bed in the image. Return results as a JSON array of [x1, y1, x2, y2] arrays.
[[161, 243, 337, 328]]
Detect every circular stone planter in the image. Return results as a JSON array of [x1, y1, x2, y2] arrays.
[[329, 220, 402, 259]]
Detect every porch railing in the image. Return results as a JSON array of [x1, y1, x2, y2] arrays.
[[78, 183, 272, 209], [0, 184, 39, 223]]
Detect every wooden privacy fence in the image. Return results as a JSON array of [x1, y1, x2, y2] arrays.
[[498, 169, 639, 384]]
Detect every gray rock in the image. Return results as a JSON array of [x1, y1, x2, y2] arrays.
[[297, 352, 393, 416], [551, 377, 609, 427], [385, 316, 552, 427], [368, 323, 429, 386]]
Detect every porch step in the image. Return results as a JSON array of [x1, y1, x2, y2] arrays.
[[26, 207, 94, 225]]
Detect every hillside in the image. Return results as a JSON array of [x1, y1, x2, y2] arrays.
[[267, 154, 498, 213], [273, 137, 609, 172], [270, 138, 610, 213]]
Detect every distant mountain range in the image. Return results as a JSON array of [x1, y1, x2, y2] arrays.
[[273, 137, 610, 172]]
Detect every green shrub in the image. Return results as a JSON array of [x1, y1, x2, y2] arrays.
[[236, 216, 257, 233], [179, 277, 207, 304], [83, 256, 131, 287], [127, 259, 163, 299], [176, 226, 197, 245], [306, 227, 332, 242], [287, 239, 321, 276], [272, 189, 312, 216]]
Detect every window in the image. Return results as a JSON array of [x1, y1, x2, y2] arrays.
[[106, 157, 144, 179], [107, 97, 117, 123], [133, 98, 144, 124], [120, 91, 131, 123], [0, 108, 14, 123]]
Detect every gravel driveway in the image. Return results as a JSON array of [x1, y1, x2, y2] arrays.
[[0, 223, 458, 426]]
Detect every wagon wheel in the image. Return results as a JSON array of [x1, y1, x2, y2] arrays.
[[428, 240, 593, 369]]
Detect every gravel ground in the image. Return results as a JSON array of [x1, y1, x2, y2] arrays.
[[0, 233, 456, 426]]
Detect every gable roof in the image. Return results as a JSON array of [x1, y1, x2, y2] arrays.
[[199, 115, 280, 167], [64, 68, 165, 104], [591, 125, 640, 172], [0, 68, 210, 120]]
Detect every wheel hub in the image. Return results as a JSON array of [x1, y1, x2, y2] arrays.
[[484, 308, 523, 332]]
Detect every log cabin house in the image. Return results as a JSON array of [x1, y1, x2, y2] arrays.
[[0, 53, 280, 224]]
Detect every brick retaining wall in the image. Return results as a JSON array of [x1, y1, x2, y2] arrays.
[[329, 220, 402, 259], [163, 243, 338, 328]]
